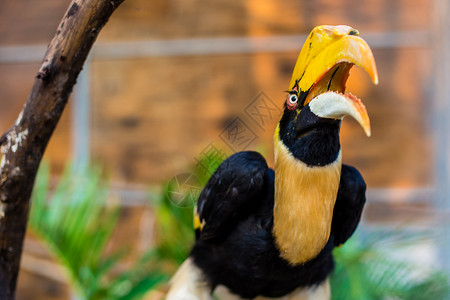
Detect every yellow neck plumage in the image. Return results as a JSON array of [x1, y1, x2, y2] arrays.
[[273, 126, 342, 265]]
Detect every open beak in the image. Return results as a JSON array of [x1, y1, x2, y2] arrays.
[[308, 92, 371, 137], [290, 25, 378, 136]]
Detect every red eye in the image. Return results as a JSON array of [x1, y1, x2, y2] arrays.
[[286, 94, 298, 110]]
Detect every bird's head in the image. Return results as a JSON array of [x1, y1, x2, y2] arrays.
[[275, 25, 378, 166]]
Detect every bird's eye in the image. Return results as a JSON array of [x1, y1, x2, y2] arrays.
[[286, 94, 298, 110], [289, 95, 298, 104]]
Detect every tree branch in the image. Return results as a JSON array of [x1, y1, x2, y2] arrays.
[[0, 0, 125, 298]]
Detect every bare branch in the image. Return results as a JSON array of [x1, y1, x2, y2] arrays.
[[0, 0, 125, 297]]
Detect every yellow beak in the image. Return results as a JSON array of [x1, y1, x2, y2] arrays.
[[290, 25, 378, 136]]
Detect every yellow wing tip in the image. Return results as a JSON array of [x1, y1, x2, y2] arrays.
[[193, 210, 205, 231]]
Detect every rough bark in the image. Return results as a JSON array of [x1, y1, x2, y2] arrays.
[[0, 0, 125, 298]]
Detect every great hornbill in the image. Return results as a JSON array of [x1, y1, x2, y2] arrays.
[[167, 25, 378, 300]]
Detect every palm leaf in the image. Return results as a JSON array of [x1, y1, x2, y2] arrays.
[[29, 163, 166, 300]]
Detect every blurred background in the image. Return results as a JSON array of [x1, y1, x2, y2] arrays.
[[0, 0, 449, 299]]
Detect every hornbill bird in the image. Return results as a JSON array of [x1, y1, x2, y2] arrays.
[[167, 25, 378, 300]]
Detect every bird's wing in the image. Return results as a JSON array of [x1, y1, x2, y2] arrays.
[[331, 164, 367, 246], [195, 151, 269, 241]]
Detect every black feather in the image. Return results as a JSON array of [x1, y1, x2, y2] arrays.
[[197, 151, 268, 240], [331, 164, 366, 246]]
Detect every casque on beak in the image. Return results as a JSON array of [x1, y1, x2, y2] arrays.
[[288, 25, 378, 136]]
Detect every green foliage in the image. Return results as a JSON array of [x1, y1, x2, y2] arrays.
[[330, 229, 450, 300], [29, 163, 166, 300], [153, 180, 195, 266]]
